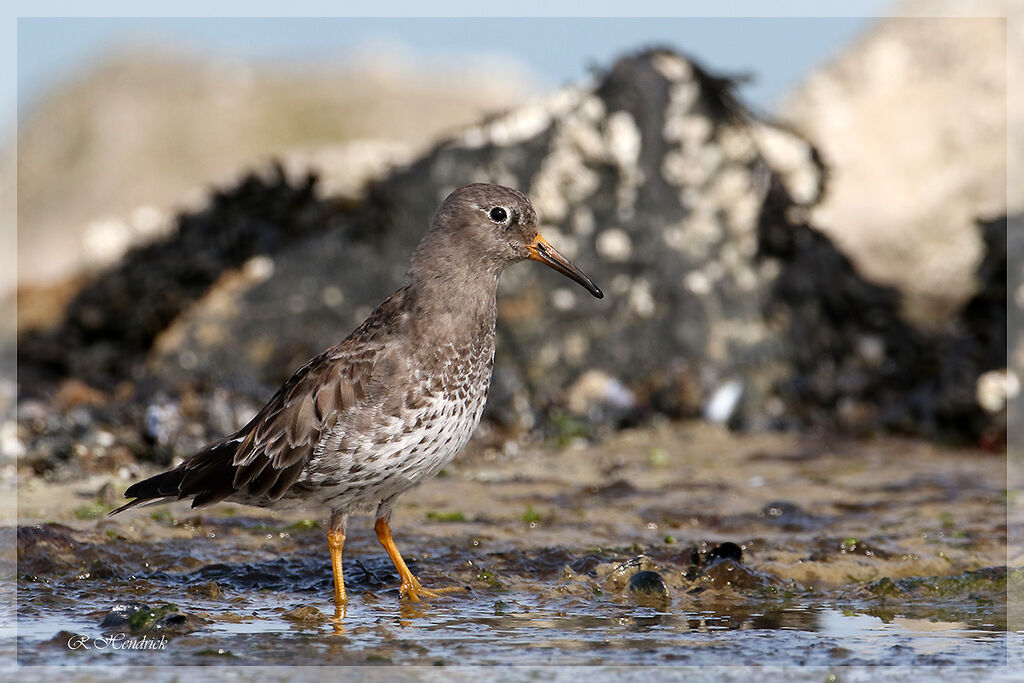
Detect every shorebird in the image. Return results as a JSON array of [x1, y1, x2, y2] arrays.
[[113, 183, 603, 610]]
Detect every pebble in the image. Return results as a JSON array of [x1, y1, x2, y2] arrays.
[[185, 581, 224, 600], [628, 570, 670, 608], [627, 570, 669, 599], [607, 555, 659, 591], [706, 541, 743, 564], [99, 601, 202, 633], [282, 605, 329, 625], [700, 558, 764, 590], [96, 481, 120, 506]]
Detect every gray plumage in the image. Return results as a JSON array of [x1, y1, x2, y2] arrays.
[[114, 184, 602, 522]]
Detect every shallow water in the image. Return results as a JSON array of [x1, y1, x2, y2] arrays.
[[9, 423, 1016, 669]]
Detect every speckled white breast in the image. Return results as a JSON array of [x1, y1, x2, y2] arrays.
[[286, 338, 494, 515]]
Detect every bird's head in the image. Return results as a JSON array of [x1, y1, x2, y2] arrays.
[[425, 183, 603, 298]]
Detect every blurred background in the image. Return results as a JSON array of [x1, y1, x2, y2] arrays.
[[12, 14, 884, 295], [4, 0, 1018, 462], [11, 3, 1016, 439]]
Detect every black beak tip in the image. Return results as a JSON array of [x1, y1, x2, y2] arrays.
[[591, 286, 604, 299]]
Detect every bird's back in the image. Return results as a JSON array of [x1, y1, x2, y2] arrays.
[[114, 283, 497, 515]]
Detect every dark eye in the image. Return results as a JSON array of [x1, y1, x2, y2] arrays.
[[489, 206, 508, 223]]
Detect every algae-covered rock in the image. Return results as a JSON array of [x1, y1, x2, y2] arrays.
[[100, 601, 207, 634], [282, 605, 330, 625]]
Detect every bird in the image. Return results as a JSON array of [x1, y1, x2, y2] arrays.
[[112, 183, 603, 612]]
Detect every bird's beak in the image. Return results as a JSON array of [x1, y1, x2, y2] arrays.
[[527, 234, 604, 299]]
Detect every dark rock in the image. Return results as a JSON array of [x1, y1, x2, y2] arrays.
[[18, 164, 345, 390], [585, 478, 637, 500], [680, 539, 789, 593], [45, 631, 92, 651], [607, 554, 659, 591], [865, 566, 1007, 599], [705, 541, 743, 564], [282, 605, 330, 625], [627, 570, 669, 596], [99, 601, 146, 629], [700, 558, 765, 590], [96, 481, 119, 507], [763, 206, 1010, 442], [627, 570, 669, 607], [684, 556, 783, 593], [17, 523, 88, 576], [99, 601, 205, 634], [185, 581, 223, 600], [686, 540, 744, 568]]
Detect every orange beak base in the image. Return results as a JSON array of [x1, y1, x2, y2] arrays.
[[527, 234, 603, 299]]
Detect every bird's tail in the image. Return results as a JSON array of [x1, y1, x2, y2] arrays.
[[109, 438, 242, 515]]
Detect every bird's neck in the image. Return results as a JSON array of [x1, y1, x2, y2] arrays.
[[407, 232, 500, 344]]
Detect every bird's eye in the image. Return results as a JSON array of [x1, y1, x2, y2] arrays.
[[488, 206, 509, 223]]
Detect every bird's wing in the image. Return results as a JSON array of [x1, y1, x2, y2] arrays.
[[224, 343, 378, 502], [113, 286, 414, 512]]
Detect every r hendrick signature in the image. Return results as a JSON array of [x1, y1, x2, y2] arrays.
[[67, 633, 168, 651]]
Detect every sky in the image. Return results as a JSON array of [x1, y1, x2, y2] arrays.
[[13, 7, 892, 129]]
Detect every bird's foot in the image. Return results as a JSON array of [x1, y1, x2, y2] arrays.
[[399, 575, 464, 602]]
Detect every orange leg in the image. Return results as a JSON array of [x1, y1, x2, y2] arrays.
[[327, 528, 347, 607], [374, 517, 462, 601]]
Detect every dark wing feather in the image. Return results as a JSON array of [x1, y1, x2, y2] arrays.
[[224, 350, 373, 498], [111, 286, 413, 514]]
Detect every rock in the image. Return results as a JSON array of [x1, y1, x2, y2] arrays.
[[98, 602, 149, 629], [563, 369, 637, 426], [681, 540, 784, 593], [96, 481, 119, 507], [686, 540, 744, 568], [17, 523, 89, 575], [583, 478, 637, 500], [185, 581, 224, 600], [99, 601, 205, 634], [759, 501, 819, 532], [143, 400, 182, 446], [605, 554, 660, 591], [780, 9, 1018, 327], [705, 541, 743, 564], [15, 46, 1010, 468], [761, 207, 1008, 441], [282, 605, 330, 625], [45, 631, 87, 650], [697, 558, 769, 591], [627, 570, 669, 606], [865, 566, 1007, 600], [18, 165, 343, 389], [809, 537, 893, 561], [24, 50, 820, 432], [703, 379, 744, 425]]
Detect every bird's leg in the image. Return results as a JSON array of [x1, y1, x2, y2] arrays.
[[327, 510, 349, 613], [373, 515, 462, 602]]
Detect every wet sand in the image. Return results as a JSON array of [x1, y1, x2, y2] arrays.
[[9, 422, 1014, 668]]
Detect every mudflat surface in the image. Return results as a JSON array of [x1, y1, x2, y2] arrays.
[[8, 423, 1016, 669]]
